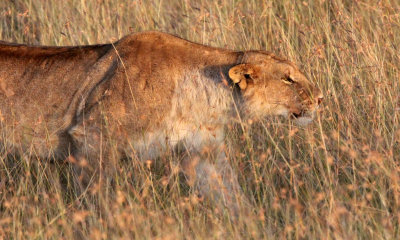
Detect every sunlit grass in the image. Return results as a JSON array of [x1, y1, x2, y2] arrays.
[[0, 0, 399, 239]]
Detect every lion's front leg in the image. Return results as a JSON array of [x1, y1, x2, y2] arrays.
[[181, 148, 250, 217], [68, 122, 119, 196]]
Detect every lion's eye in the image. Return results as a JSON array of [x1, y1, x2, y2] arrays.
[[282, 76, 295, 85]]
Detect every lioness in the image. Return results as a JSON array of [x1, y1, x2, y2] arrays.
[[0, 31, 322, 213]]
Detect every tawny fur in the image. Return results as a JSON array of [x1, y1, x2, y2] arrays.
[[0, 31, 322, 214]]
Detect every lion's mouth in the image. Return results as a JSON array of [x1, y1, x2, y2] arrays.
[[290, 110, 305, 119]]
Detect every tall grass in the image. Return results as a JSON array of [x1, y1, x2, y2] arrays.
[[0, 0, 399, 239]]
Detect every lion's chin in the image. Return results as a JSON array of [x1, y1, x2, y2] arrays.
[[293, 116, 314, 126]]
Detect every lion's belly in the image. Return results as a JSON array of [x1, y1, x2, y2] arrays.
[[0, 96, 70, 158], [0, 117, 65, 158]]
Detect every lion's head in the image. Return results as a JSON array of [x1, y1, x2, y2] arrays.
[[229, 51, 323, 126]]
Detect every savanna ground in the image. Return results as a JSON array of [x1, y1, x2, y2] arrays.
[[0, 0, 399, 239]]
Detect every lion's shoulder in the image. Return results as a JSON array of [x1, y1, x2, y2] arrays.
[[115, 31, 236, 56]]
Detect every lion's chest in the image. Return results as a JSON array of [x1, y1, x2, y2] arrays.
[[129, 71, 232, 160], [130, 120, 225, 160]]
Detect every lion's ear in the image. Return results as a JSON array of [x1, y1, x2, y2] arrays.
[[228, 64, 256, 90]]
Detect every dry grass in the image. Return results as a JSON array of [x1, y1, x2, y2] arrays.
[[0, 0, 400, 239]]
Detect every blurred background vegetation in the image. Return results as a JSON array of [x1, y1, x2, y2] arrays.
[[0, 0, 399, 239]]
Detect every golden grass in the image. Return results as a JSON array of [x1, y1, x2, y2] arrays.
[[0, 0, 399, 239]]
